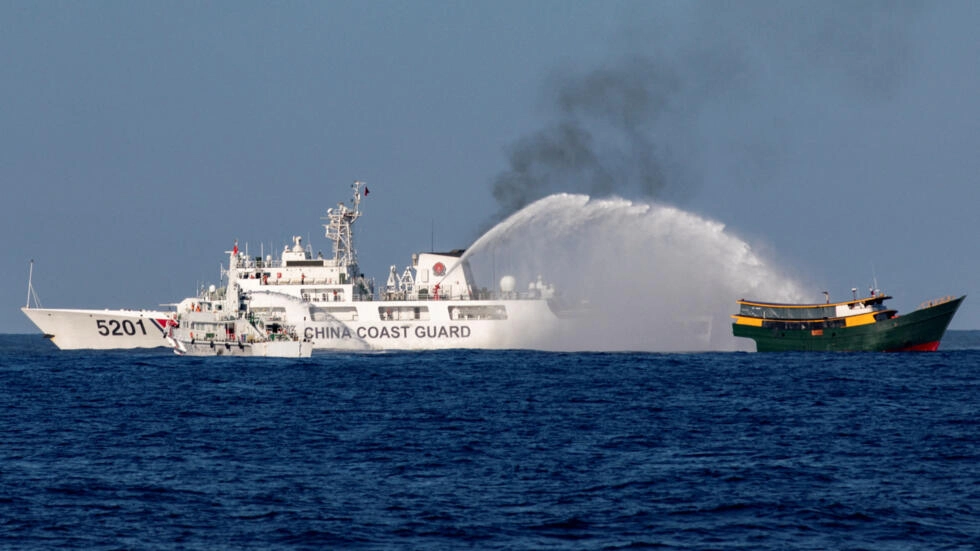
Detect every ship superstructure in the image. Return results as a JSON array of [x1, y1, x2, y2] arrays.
[[211, 182, 564, 350]]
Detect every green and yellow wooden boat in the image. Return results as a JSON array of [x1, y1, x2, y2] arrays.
[[732, 292, 964, 352]]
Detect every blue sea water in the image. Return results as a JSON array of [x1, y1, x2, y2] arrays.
[[1, 334, 977, 550]]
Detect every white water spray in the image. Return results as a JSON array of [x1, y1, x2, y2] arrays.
[[463, 194, 806, 351]]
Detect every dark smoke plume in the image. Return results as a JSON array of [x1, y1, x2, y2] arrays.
[[489, 1, 923, 223], [491, 57, 681, 221]]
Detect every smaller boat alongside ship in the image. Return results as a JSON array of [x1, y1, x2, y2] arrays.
[[166, 284, 312, 358], [732, 290, 965, 352]]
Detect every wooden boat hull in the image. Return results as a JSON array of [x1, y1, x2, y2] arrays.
[[732, 296, 964, 352]]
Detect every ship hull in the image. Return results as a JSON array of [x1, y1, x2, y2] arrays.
[[21, 307, 173, 350], [172, 339, 312, 357], [732, 296, 964, 352], [22, 298, 566, 352]]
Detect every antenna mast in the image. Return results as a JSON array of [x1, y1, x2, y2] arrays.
[[322, 181, 365, 269], [26, 260, 33, 308], [25, 260, 41, 309], [871, 262, 879, 295]]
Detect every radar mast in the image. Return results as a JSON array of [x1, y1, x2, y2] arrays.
[[322, 181, 365, 272]]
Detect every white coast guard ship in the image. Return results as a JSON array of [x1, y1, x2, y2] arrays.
[[186, 181, 565, 351], [22, 182, 567, 351], [21, 261, 175, 349], [21, 306, 175, 349]]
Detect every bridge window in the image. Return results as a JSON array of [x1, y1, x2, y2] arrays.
[[452, 305, 508, 320], [378, 306, 429, 321]]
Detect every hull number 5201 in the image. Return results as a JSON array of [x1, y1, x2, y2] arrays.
[[97, 319, 148, 336]]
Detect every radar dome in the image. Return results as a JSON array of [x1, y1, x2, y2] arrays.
[[499, 275, 516, 294]]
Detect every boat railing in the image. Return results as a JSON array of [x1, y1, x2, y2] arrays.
[[386, 291, 546, 302], [918, 296, 956, 310], [356, 289, 547, 302]]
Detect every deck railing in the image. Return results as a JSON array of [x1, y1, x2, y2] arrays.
[[918, 296, 956, 310]]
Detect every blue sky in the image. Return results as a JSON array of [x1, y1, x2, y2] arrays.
[[3, 1, 979, 334]]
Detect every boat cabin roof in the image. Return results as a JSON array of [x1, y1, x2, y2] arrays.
[[430, 249, 465, 257], [735, 294, 892, 321], [736, 294, 891, 309]]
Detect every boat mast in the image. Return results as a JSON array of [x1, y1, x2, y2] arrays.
[[25, 259, 41, 309], [26, 260, 33, 308]]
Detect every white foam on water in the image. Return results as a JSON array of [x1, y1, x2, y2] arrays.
[[463, 194, 806, 351]]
